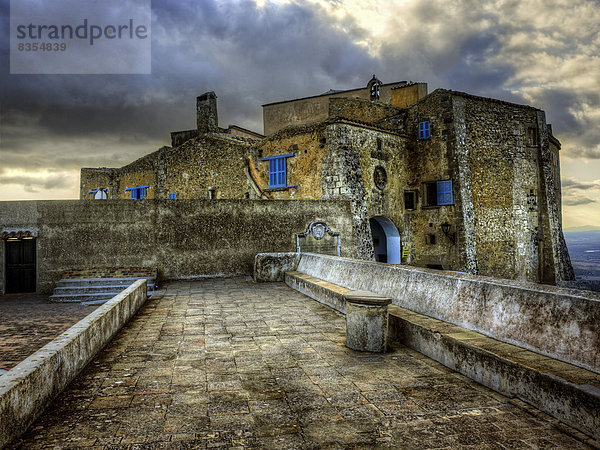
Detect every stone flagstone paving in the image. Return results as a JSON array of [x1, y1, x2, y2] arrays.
[[0, 293, 99, 372], [13, 278, 598, 449]]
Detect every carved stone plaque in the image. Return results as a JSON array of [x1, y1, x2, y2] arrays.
[[374, 166, 387, 190], [312, 223, 325, 240]]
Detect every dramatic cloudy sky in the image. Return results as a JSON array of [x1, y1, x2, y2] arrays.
[[1, 0, 599, 229]]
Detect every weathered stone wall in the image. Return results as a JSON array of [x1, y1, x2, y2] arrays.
[[255, 124, 328, 200], [0, 200, 355, 294], [118, 150, 161, 199], [170, 129, 197, 147], [262, 81, 407, 135], [79, 168, 119, 200], [537, 111, 574, 282], [164, 136, 255, 199], [391, 83, 428, 108], [80, 136, 259, 201], [328, 97, 402, 124], [253, 252, 300, 282], [227, 126, 264, 139], [464, 95, 540, 280], [327, 122, 410, 261], [404, 92, 460, 270], [263, 96, 331, 137], [450, 92, 572, 282]]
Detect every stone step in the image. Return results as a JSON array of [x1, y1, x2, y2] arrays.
[[53, 285, 150, 295], [51, 276, 156, 304], [56, 277, 154, 288], [49, 292, 123, 303], [284, 270, 600, 442]]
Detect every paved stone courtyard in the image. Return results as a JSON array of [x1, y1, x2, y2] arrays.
[[0, 294, 98, 372], [12, 279, 596, 449]]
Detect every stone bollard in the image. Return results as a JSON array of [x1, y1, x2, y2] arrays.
[[343, 290, 392, 353]]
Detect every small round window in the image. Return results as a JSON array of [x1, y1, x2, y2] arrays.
[[374, 166, 387, 190]]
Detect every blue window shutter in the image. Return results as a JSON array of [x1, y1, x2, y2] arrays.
[[168, 192, 177, 199], [264, 155, 292, 189], [268, 156, 287, 188], [140, 187, 147, 199], [437, 180, 452, 205], [278, 157, 286, 186], [419, 121, 430, 139], [269, 159, 276, 187], [130, 189, 137, 199]]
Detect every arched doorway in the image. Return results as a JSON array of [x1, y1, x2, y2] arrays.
[[369, 216, 401, 264]]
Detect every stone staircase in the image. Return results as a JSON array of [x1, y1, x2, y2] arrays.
[[50, 277, 155, 304]]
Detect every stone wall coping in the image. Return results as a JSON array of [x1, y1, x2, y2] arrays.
[[344, 290, 392, 306], [300, 253, 600, 301]]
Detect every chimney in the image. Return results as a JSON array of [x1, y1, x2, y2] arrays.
[[197, 91, 218, 134]]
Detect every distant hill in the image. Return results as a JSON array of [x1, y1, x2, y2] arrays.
[[564, 226, 600, 233]]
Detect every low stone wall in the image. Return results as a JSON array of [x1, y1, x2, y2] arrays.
[[0, 279, 147, 449], [291, 253, 600, 373]]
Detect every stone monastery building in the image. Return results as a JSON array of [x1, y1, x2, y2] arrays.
[[80, 76, 574, 285]]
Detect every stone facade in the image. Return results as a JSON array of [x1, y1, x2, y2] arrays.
[[79, 77, 574, 283], [262, 76, 422, 135]]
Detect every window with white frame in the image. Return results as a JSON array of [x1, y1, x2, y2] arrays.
[[88, 188, 108, 200]]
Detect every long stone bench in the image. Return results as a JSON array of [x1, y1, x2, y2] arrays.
[[283, 268, 600, 442]]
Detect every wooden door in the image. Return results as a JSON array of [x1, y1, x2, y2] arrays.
[[5, 239, 36, 293]]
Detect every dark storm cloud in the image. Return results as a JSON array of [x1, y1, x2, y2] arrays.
[[1, 0, 379, 181], [0, 172, 71, 192], [2, 0, 600, 200]]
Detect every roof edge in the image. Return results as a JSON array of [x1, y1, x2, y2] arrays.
[[261, 80, 408, 107]]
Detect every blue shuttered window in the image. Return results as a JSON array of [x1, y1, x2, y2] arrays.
[[436, 180, 453, 205], [125, 185, 149, 199], [418, 121, 431, 139], [269, 157, 287, 188], [261, 153, 294, 189], [168, 192, 177, 199]]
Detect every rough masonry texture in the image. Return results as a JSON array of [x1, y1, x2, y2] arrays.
[[79, 76, 573, 284], [0, 200, 354, 294]]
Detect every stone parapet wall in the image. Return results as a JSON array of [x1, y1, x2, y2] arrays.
[[295, 253, 600, 373], [0, 279, 147, 449], [0, 200, 354, 294]]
